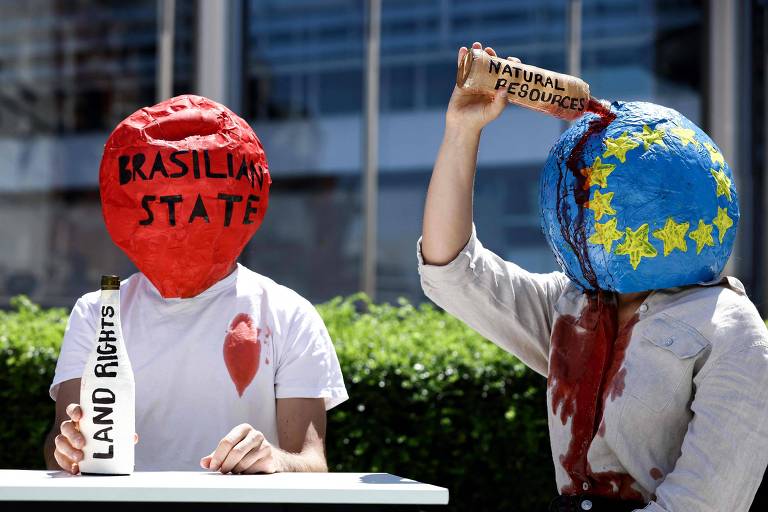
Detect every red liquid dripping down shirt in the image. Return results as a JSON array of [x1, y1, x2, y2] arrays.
[[549, 99, 643, 500], [549, 294, 642, 500], [555, 98, 616, 290]]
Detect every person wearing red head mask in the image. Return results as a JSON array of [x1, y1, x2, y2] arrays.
[[44, 95, 348, 474]]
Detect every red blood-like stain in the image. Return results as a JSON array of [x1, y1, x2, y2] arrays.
[[580, 167, 594, 191], [549, 99, 641, 500], [223, 313, 261, 397], [587, 471, 642, 499], [597, 420, 606, 438], [650, 468, 664, 480], [555, 98, 616, 289], [599, 314, 639, 411], [549, 293, 642, 500], [585, 98, 614, 119]]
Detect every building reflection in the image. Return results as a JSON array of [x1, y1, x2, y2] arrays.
[[0, 0, 720, 306]]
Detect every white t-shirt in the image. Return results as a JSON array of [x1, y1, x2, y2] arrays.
[[50, 263, 348, 470]]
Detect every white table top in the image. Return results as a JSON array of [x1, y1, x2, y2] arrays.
[[0, 470, 448, 505]]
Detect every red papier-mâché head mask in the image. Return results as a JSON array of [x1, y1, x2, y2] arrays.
[[100, 95, 271, 298]]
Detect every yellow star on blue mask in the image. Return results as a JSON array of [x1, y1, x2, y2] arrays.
[[615, 224, 658, 270]]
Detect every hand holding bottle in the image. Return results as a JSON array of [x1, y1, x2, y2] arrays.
[[54, 403, 139, 474], [446, 42, 520, 134], [53, 403, 86, 474], [455, 41, 591, 120]]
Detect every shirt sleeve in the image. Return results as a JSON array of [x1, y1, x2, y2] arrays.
[[274, 299, 348, 410], [640, 344, 768, 512], [417, 226, 569, 376], [49, 296, 97, 401]]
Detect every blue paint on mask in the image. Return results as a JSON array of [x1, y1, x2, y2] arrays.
[[540, 101, 738, 292]]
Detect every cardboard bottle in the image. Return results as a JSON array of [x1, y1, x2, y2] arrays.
[[78, 275, 135, 475], [456, 47, 591, 121]]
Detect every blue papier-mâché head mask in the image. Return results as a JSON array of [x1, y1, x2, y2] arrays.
[[540, 101, 738, 293]]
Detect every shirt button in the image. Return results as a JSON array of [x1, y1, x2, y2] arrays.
[[639, 303, 649, 313], [581, 500, 593, 510], [664, 337, 675, 346]]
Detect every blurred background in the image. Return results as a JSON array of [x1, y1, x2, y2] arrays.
[[0, 0, 765, 312]]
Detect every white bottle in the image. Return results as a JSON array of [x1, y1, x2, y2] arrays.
[[78, 275, 135, 475]]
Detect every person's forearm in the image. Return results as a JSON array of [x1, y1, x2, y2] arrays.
[[43, 429, 59, 470], [421, 124, 481, 265], [274, 447, 328, 472]]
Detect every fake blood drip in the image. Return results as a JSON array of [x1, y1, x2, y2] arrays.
[[549, 296, 642, 500], [549, 99, 643, 500], [223, 313, 261, 397], [555, 98, 616, 290]]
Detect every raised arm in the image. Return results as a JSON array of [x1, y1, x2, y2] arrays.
[[418, 43, 568, 375], [421, 42, 511, 265]]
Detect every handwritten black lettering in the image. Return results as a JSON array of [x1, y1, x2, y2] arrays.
[[132, 154, 148, 181], [203, 150, 226, 178], [188, 194, 210, 223], [169, 151, 189, 178], [118, 156, 132, 185], [243, 194, 260, 224], [159, 195, 183, 226], [217, 193, 243, 227], [149, 151, 169, 180], [138, 195, 156, 226]]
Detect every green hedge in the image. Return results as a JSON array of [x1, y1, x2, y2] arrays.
[[0, 296, 68, 467], [0, 294, 553, 511]]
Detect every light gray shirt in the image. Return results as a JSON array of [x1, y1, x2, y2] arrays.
[[418, 227, 768, 511]]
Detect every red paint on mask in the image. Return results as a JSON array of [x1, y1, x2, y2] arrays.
[[100, 95, 271, 298], [549, 294, 641, 500], [555, 99, 616, 290], [223, 313, 261, 397]]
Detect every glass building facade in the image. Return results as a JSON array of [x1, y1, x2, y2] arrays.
[[0, 0, 196, 304], [0, 0, 764, 311]]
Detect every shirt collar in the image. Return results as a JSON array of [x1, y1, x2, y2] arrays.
[[141, 263, 240, 303], [563, 275, 746, 320]]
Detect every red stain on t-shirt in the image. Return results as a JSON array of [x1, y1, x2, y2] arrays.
[[650, 467, 664, 480], [549, 293, 642, 500], [223, 313, 261, 397]]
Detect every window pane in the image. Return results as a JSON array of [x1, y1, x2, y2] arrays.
[[244, 0, 365, 120], [375, 0, 568, 303], [581, 0, 704, 123], [0, 1, 158, 135], [242, 0, 364, 302], [374, 0, 705, 304], [0, 0, 710, 307], [0, 0, 196, 305]]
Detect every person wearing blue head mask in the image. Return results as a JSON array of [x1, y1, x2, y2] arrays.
[[418, 43, 768, 512]]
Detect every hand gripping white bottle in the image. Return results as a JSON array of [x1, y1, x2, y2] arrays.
[[78, 275, 135, 475]]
